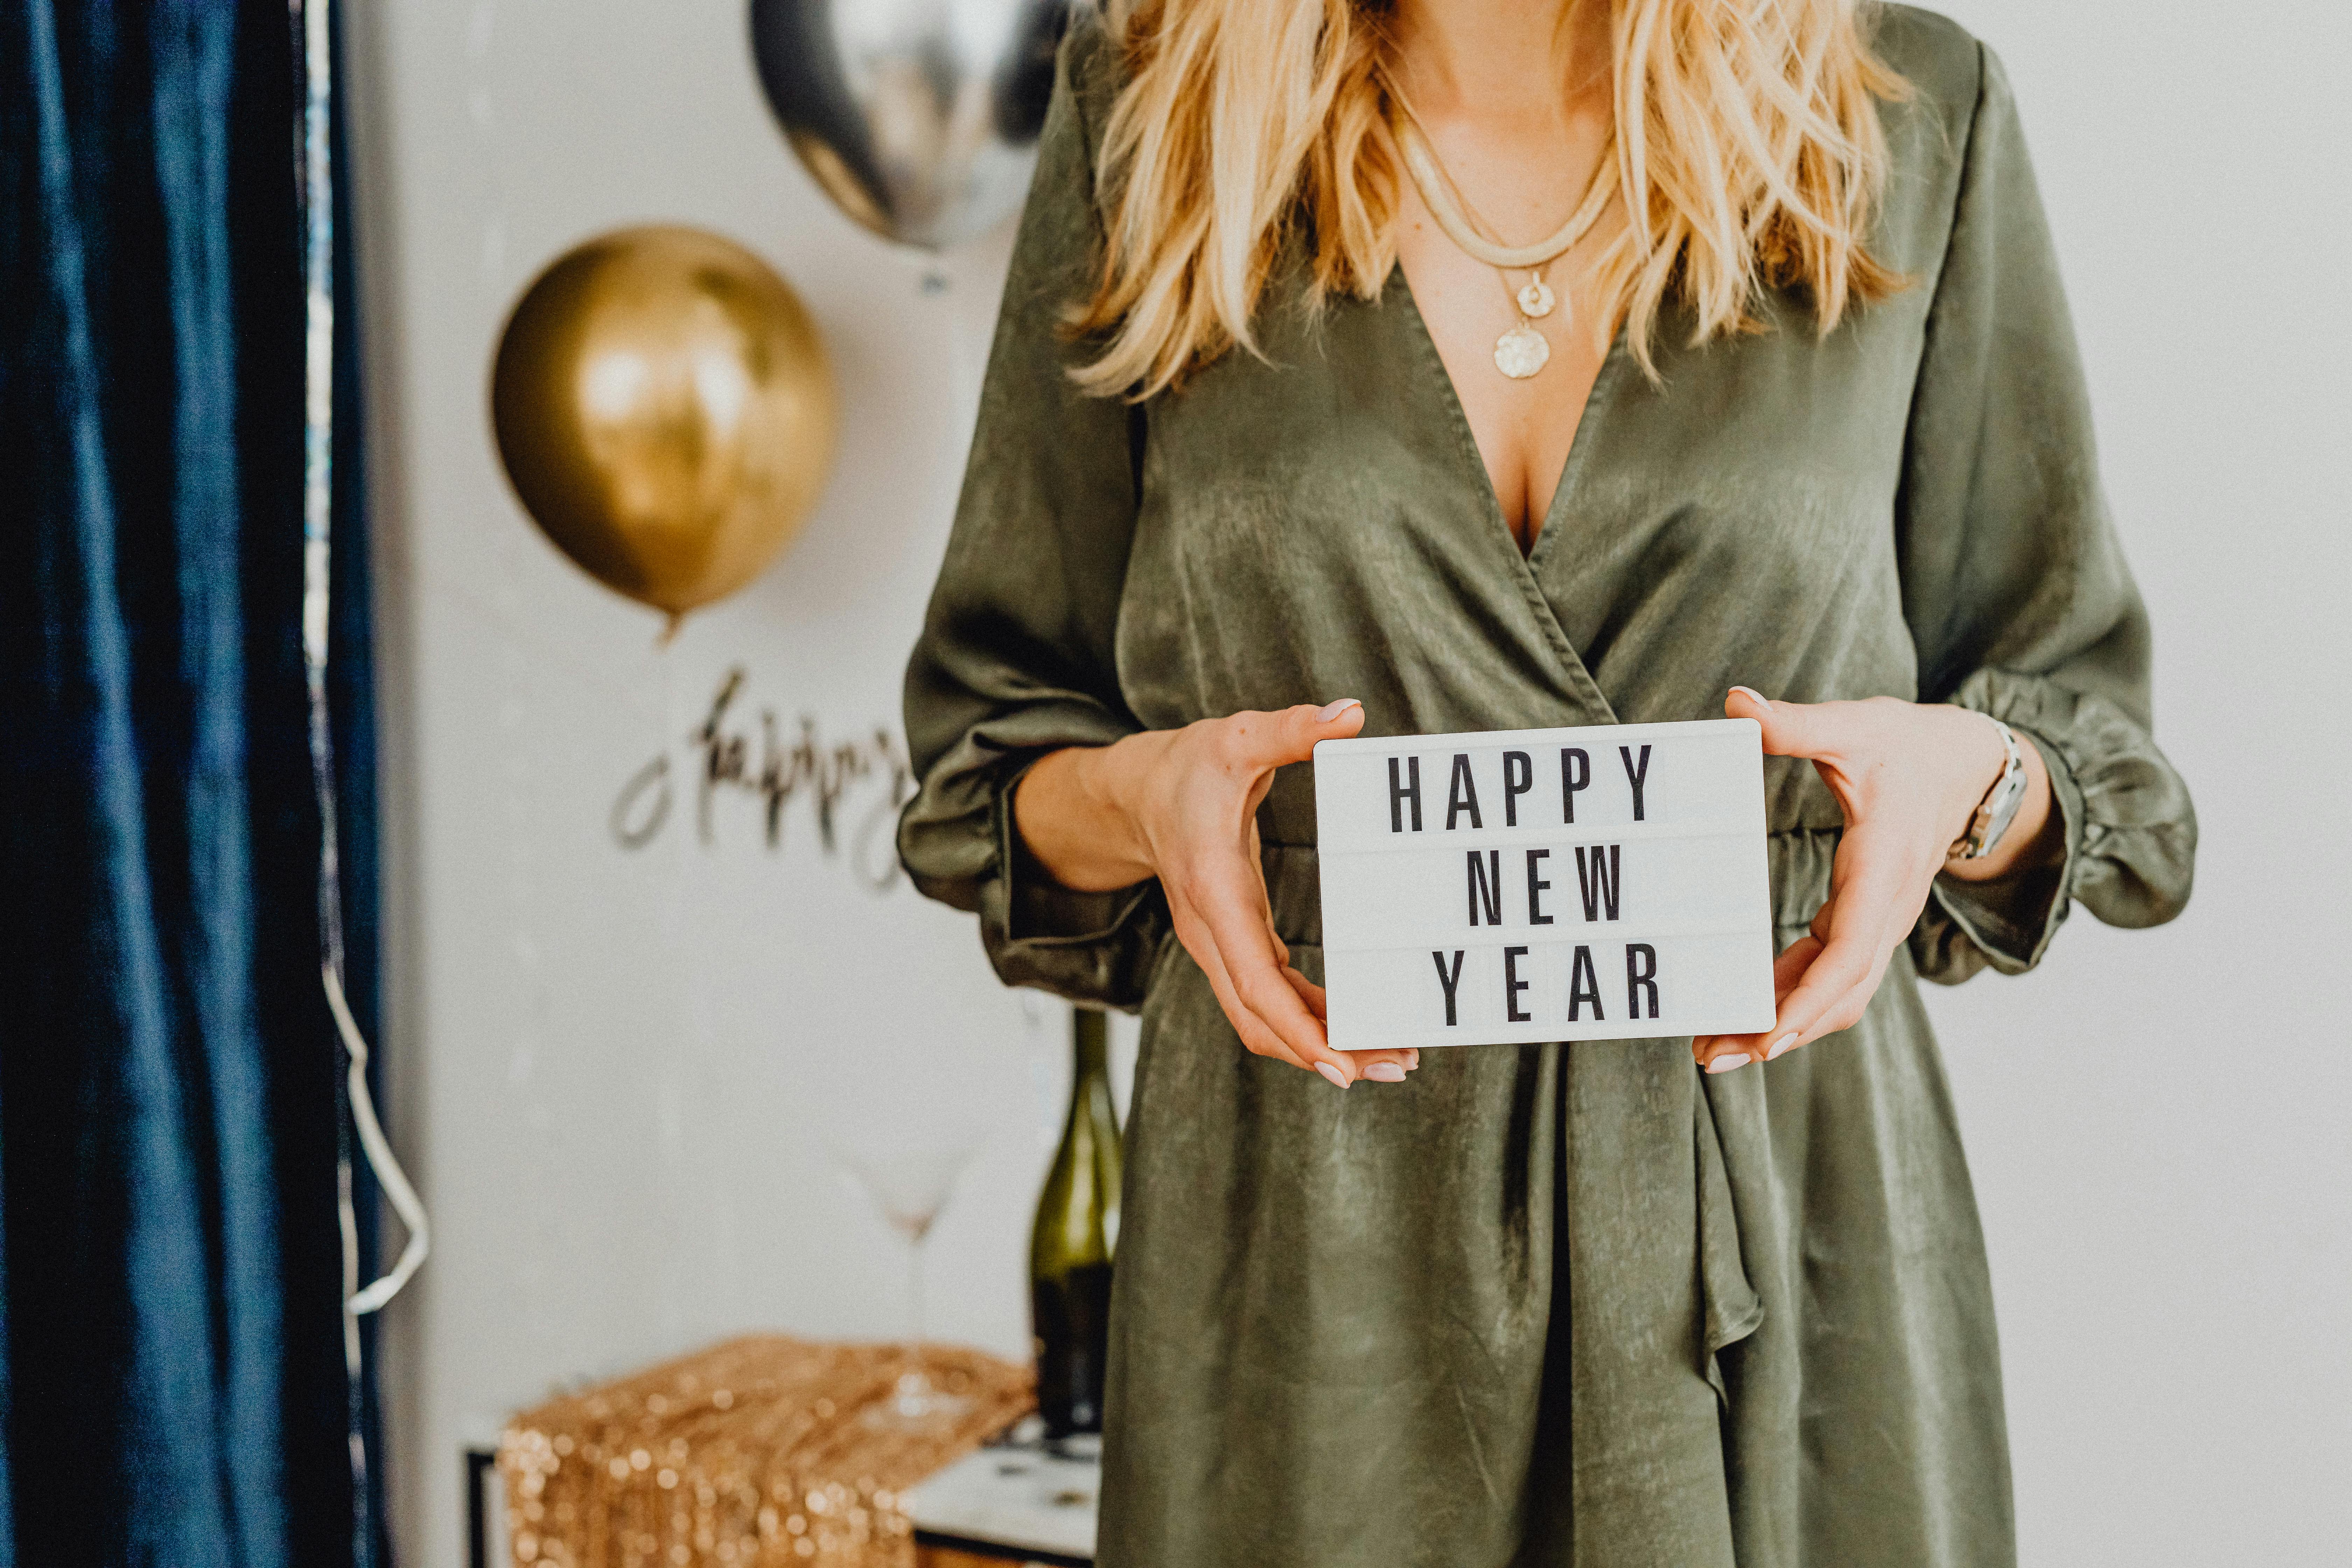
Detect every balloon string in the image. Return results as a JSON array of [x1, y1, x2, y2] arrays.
[[298, 0, 429, 1325], [327, 961, 432, 1312], [296, 6, 407, 1565]]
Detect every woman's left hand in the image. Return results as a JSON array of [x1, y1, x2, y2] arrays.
[[1689, 686, 2059, 1074]]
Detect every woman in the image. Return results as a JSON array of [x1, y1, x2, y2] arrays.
[[901, 0, 2194, 1561]]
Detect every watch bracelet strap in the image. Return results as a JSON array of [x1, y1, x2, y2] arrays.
[[1948, 715, 2024, 861]]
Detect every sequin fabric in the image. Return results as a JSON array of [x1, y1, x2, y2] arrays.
[[499, 1336, 1032, 1568]]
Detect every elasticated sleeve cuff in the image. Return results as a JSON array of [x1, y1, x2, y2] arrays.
[[985, 757, 1167, 1009], [1911, 667, 2194, 985]]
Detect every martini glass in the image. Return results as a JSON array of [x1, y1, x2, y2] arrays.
[[833, 1137, 982, 1427]]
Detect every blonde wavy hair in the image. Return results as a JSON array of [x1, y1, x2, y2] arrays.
[[1071, 0, 1907, 398]]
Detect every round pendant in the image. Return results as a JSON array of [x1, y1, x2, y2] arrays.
[[1517, 278, 1555, 318], [1494, 323, 1550, 379]]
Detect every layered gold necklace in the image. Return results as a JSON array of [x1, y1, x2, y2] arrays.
[[1389, 97, 1616, 380]]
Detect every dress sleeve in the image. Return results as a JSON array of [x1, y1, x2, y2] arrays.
[[1899, 43, 2197, 985], [896, 15, 1167, 1010]]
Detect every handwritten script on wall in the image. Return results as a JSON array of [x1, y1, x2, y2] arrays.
[[1312, 719, 1776, 1050], [611, 668, 913, 890]]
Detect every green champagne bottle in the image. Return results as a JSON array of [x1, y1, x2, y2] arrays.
[[1029, 1006, 1122, 1438]]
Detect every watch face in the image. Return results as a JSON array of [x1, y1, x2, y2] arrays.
[[1955, 724, 2026, 860], [1982, 759, 2027, 848]]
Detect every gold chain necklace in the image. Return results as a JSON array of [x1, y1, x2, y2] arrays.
[[1389, 99, 1616, 380]]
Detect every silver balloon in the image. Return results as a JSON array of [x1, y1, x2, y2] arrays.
[[750, 0, 1079, 251]]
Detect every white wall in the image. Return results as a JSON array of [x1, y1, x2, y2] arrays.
[[1920, 2, 2350, 1558], [346, 2, 2348, 1564], [344, 4, 1084, 1561]]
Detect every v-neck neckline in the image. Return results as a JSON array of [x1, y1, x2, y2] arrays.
[[1382, 260, 1628, 727], [1385, 259, 1628, 576]]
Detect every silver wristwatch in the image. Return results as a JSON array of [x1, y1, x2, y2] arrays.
[[1948, 716, 2028, 861]]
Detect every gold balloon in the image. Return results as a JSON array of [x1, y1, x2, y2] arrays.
[[490, 226, 837, 624]]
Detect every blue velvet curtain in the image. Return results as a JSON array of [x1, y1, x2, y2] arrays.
[[0, 1, 388, 1564]]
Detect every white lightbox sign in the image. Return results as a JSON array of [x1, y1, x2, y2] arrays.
[[1312, 719, 1776, 1050]]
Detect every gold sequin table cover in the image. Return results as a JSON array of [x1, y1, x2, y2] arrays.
[[498, 1336, 1033, 1568]]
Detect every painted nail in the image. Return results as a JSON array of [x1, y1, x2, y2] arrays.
[[1316, 698, 1363, 722], [1704, 1053, 1752, 1074], [1315, 1061, 1351, 1090], [1363, 1062, 1407, 1083], [1766, 1032, 1800, 1060], [1729, 686, 1767, 707]]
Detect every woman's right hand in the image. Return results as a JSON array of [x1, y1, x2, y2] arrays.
[[1013, 700, 1419, 1088]]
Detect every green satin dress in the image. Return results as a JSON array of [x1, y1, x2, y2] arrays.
[[898, 8, 2196, 1565]]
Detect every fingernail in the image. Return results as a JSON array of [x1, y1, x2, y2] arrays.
[[1730, 686, 1767, 706], [1704, 1053, 1752, 1074], [1315, 1061, 1351, 1090], [1363, 1062, 1407, 1083], [1405, 1049, 1421, 1070], [1316, 698, 1363, 722], [1766, 1033, 1799, 1060]]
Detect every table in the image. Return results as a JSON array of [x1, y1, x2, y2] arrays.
[[908, 1429, 1098, 1566]]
